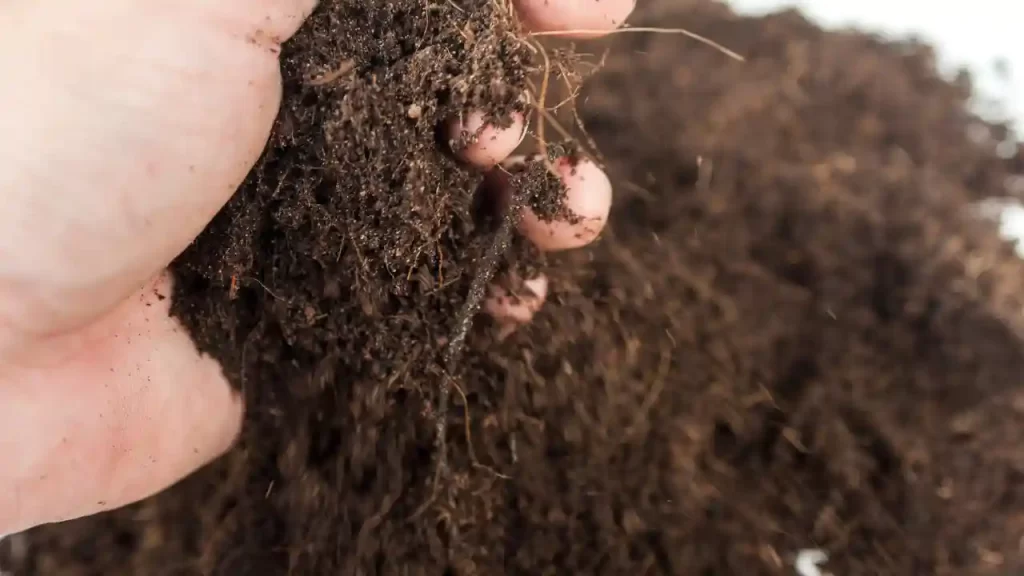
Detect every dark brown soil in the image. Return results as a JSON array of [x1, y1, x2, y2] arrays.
[[7, 0, 1024, 574]]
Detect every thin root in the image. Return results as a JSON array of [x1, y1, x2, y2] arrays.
[[451, 377, 510, 479], [421, 185, 523, 513], [529, 27, 746, 62], [305, 59, 356, 86], [530, 39, 561, 177], [243, 277, 289, 303]]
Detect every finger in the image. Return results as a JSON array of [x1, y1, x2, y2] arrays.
[[497, 155, 613, 251], [0, 273, 242, 535], [221, 0, 319, 43], [484, 274, 549, 325], [0, 0, 315, 356], [447, 110, 527, 167], [519, 156, 613, 251], [445, 0, 637, 163], [513, 0, 635, 37]]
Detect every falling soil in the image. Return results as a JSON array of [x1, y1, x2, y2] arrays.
[[7, 0, 1024, 574]]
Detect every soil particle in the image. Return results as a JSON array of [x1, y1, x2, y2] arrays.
[[9, 0, 1024, 575]]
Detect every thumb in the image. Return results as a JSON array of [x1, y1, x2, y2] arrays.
[[0, 0, 316, 355], [0, 274, 243, 535]]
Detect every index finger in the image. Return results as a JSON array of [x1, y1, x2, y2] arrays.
[[514, 0, 635, 37]]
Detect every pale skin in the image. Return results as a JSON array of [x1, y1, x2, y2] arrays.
[[0, 0, 633, 535]]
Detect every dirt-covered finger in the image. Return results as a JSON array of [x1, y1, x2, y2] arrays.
[[446, 110, 527, 167], [487, 154, 612, 252], [484, 274, 548, 326], [513, 0, 635, 37]]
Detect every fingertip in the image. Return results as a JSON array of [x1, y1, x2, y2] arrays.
[[448, 110, 526, 167], [484, 274, 549, 325], [519, 157, 613, 251], [514, 0, 635, 37]]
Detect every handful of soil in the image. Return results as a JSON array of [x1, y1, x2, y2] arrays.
[[7, 0, 1024, 575]]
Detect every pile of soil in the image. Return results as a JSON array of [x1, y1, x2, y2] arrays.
[[7, 0, 1024, 574]]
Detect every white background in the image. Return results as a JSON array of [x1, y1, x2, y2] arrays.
[[728, 0, 1024, 245], [728, 0, 1022, 131]]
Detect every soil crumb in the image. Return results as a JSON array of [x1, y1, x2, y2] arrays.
[[8, 0, 1024, 575]]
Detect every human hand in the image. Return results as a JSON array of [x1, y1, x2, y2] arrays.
[[0, 0, 632, 535]]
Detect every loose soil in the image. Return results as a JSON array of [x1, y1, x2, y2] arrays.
[[7, 0, 1024, 574]]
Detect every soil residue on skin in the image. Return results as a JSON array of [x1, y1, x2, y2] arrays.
[[8, 0, 1024, 575]]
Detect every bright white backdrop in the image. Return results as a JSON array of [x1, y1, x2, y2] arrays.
[[728, 0, 1024, 251], [728, 0, 1022, 129]]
